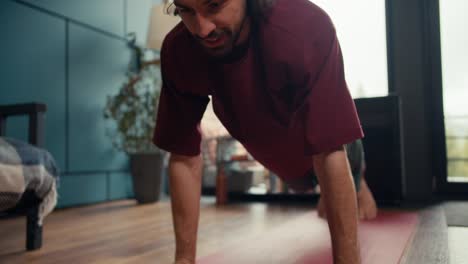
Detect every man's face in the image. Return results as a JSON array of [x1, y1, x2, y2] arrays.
[[173, 0, 249, 58]]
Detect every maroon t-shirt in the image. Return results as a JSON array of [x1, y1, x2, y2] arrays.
[[153, 0, 363, 180]]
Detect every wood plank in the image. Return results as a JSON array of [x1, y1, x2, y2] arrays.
[[1, 199, 445, 264], [0, 199, 311, 264]]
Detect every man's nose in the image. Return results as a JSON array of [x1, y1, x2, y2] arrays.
[[194, 14, 216, 38]]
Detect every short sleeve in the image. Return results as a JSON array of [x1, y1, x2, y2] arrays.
[[152, 41, 209, 156], [295, 20, 363, 155]]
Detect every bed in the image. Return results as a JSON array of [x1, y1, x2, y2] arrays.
[[0, 103, 59, 250]]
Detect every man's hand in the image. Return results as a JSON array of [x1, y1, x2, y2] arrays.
[[313, 146, 361, 264]]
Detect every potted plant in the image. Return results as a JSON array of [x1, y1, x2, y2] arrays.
[[103, 48, 166, 204]]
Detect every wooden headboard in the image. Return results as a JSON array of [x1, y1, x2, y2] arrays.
[[0, 103, 47, 147]]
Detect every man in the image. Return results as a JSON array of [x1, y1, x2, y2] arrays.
[[152, 0, 378, 263]]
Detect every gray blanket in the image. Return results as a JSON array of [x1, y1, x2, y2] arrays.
[[0, 137, 59, 221]]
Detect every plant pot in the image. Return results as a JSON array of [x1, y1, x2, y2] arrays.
[[130, 152, 165, 204]]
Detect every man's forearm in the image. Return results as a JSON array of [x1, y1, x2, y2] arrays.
[[168, 154, 203, 263], [313, 147, 360, 264]]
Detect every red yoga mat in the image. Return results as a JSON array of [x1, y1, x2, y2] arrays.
[[197, 210, 418, 264]]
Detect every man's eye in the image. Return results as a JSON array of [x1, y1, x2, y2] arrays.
[[177, 7, 190, 13], [209, 3, 219, 9], [208, 1, 222, 11]]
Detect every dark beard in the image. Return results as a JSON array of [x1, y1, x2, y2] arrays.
[[194, 14, 249, 60], [195, 30, 233, 58]]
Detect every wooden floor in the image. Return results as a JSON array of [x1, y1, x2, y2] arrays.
[[0, 198, 454, 264], [0, 198, 314, 264]]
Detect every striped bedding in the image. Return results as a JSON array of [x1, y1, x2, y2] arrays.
[[0, 137, 59, 225]]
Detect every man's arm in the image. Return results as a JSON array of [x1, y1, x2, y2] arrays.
[[313, 146, 361, 264], [168, 153, 204, 264]]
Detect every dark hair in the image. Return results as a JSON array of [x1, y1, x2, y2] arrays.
[[165, 0, 276, 19]]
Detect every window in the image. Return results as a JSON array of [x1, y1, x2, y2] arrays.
[[311, 0, 388, 98], [440, 0, 468, 182]]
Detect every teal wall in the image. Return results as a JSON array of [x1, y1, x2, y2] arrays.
[[0, 0, 162, 208]]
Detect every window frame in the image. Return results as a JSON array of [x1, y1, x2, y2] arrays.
[[424, 0, 468, 197]]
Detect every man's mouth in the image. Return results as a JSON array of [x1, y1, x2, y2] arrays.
[[202, 34, 227, 49]]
